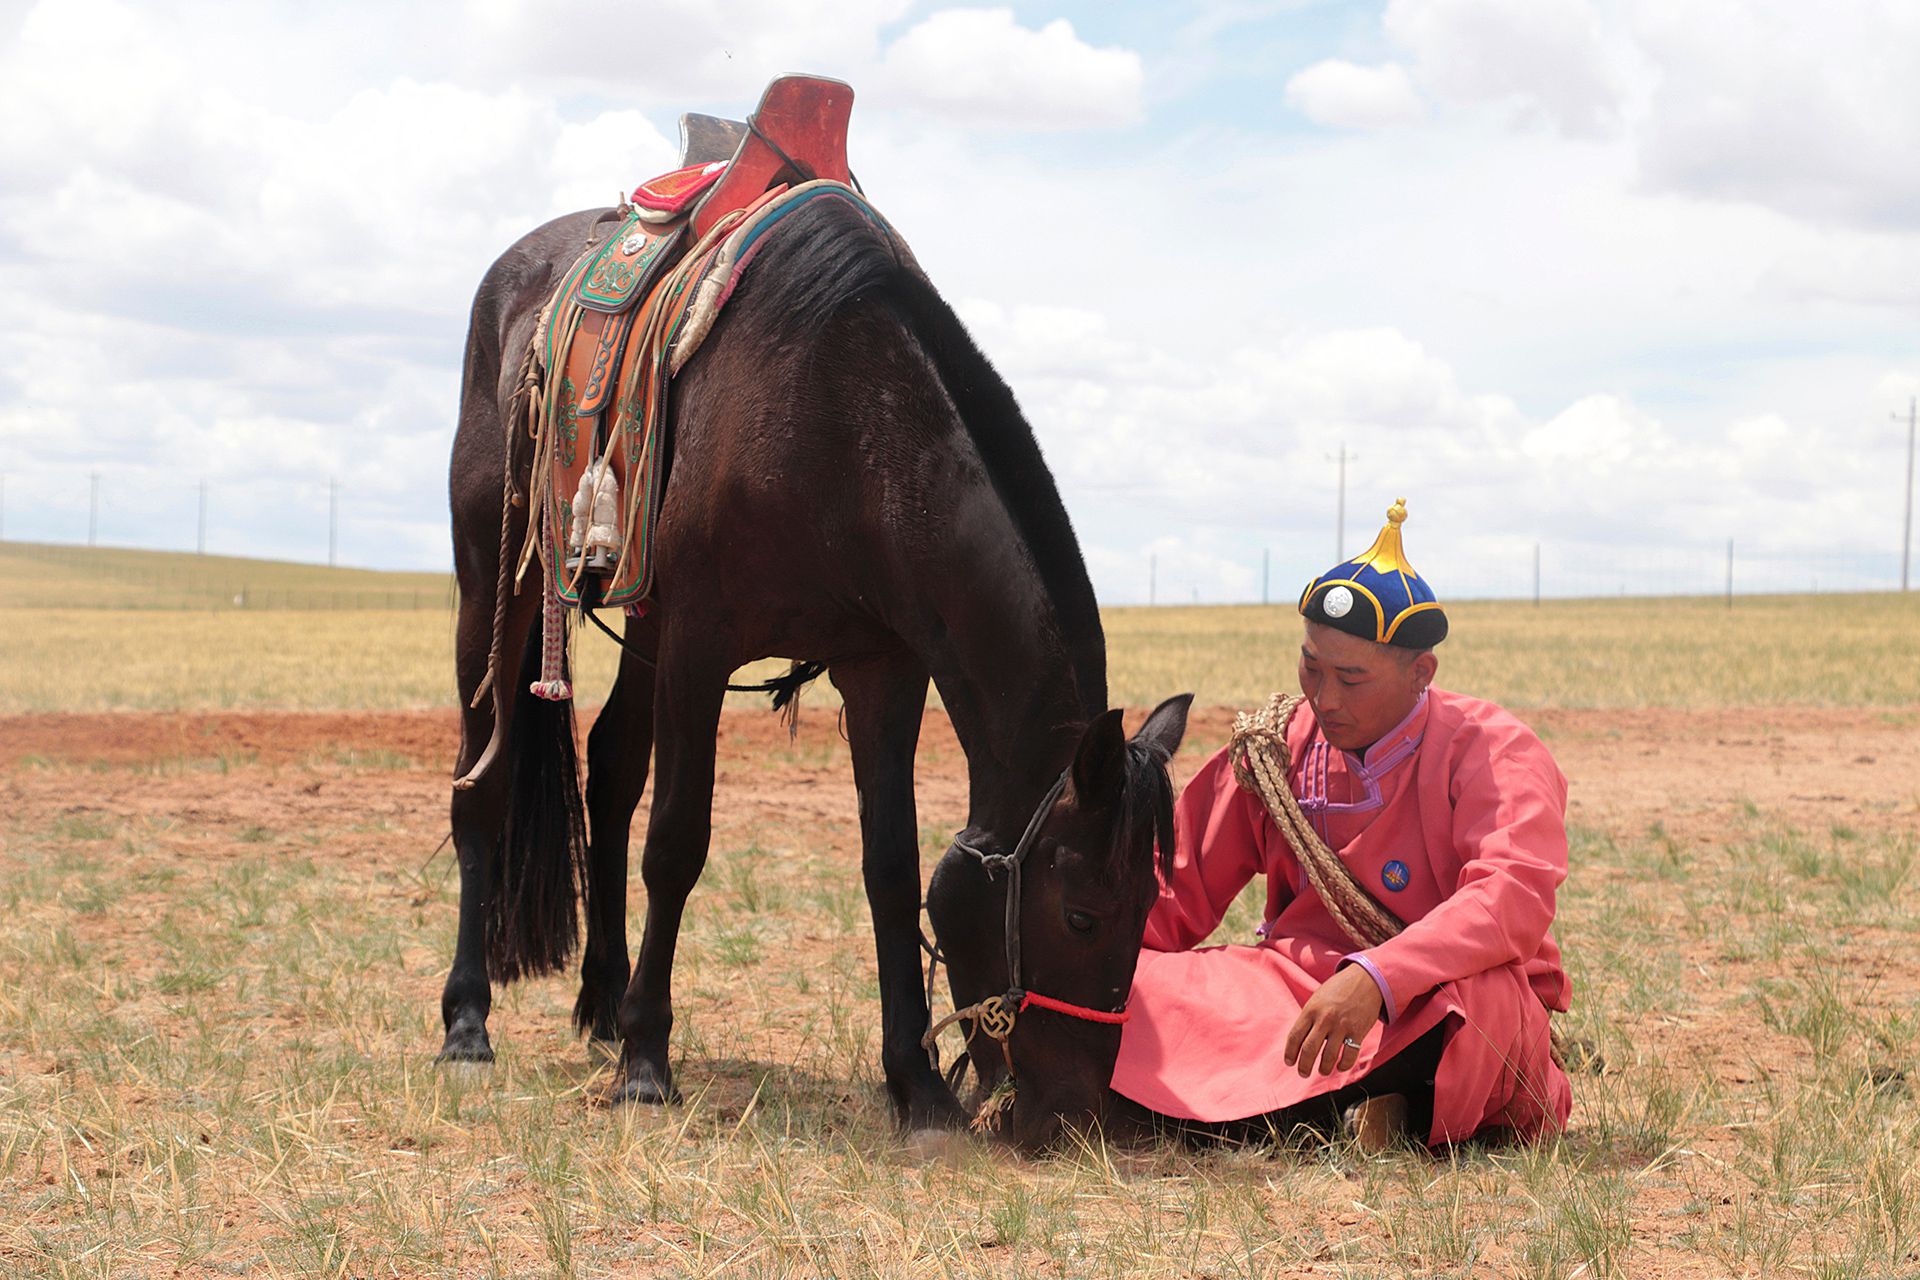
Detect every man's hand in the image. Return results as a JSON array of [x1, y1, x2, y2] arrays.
[[1284, 964, 1385, 1077]]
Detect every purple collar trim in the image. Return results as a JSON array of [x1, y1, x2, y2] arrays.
[[1297, 691, 1428, 829]]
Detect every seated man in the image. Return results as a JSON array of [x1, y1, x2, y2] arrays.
[[1111, 500, 1572, 1148]]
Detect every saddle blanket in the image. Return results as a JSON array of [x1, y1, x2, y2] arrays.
[[529, 178, 901, 610]]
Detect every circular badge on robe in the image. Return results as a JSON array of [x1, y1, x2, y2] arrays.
[[1381, 859, 1411, 892]]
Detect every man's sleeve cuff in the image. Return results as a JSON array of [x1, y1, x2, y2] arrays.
[[1341, 953, 1396, 1022]]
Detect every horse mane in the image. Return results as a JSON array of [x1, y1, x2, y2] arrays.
[[1117, 738, 1179, 886], [726, 193, 1110, 721]]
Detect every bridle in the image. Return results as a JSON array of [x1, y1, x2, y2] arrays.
[[920, 768, 1132, 1084]]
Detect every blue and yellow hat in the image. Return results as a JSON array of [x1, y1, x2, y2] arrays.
[[1298, 498, 1448, 649]]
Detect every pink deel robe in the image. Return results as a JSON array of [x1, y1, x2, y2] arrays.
[[1110, 688, 1573, 1144]]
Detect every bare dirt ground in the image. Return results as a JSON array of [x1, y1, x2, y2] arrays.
[[2, 702, 1917, 1277], [4, 701, 1915, 839]]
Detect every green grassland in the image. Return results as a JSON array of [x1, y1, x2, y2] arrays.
[[2, 542, 1917, 712]]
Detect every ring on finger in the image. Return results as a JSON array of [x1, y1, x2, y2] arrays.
[[1342, 1037, 1363, 1051]]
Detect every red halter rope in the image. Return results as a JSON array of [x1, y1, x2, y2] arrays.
[[1019, 989, 1131, 1024]]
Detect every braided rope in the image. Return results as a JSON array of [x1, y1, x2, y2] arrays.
[[1228, 692, 1403, 948], [529, 520, 572, 701], [1228, 691, 1570, 1068]]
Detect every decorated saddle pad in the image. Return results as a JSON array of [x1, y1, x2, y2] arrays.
[[529, 179, 904, 611]]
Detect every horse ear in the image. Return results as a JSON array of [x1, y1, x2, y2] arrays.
[[1070, 708, 1128, 805], [1132, 693, 1193, 764]]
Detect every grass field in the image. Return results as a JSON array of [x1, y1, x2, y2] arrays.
[[3, 543, 1919, 1276], [2, 542, 1918, 712], [0, 706, 1915, 1277]]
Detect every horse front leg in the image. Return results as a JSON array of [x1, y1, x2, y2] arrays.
[[575, 633, 657, 1047], [832, 651, 968, 1131], [612, 638, 728, 1104]]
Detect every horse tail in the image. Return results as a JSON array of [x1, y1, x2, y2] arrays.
[[490, 621, 590, 982]]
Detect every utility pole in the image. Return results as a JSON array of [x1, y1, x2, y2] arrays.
[[0, 472, 6, 541], [1148, 552, 1157, 606], [1261, 548, 1270, 606], [88, 472, 99, 547], [1898, 396, 1916, 592], [1325, 442, 1353, 561], [1725, 539, 1734, 610], [1533, 542, 1541, 607], [328, 477, 339, 568], [197, 480, 207, 555]]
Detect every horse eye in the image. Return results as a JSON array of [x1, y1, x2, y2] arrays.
[[1065, 909, 1096, 935]]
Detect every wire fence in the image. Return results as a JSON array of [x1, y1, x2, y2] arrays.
[[1444, 544, 1904, 603]]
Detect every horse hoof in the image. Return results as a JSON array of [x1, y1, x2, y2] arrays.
[[437, 1023, 495, 1064], [612, 1060, 679, 1106]]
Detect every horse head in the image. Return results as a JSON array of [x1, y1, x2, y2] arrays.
[[927, 693, 1192, 1151]]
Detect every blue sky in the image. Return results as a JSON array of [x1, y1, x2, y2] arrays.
[[1, 0, 1916, 602]]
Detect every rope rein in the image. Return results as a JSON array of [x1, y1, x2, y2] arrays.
[[1228, 691, 1568, 1068]]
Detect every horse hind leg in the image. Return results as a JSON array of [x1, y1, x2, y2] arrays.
[[612, 634, 729, 1105], [439, 572, 540, 1063], [576, 632, 658, 1046]]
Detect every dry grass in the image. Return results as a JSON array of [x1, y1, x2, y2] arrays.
[[1104, 592, 1920, 711], [0, 543, 451, 612], [5, 545, 1917, 1273], [1, 730, 1917, 1277], [4, 589, 1919, 714]]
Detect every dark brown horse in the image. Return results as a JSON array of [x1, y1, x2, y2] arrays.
[[440, 190, 1188, 1136]]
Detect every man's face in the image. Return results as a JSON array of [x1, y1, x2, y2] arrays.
[[1297, 621, 1437, 754]]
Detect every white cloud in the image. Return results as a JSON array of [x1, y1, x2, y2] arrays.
[[1384, 0, 1622, 137], [876, 8, 1143, 129], [1284, 60, 1425, 130], [459, 0, 911, 101], [1628, 0, 1920, 229], [0, 0, 1913, 601]]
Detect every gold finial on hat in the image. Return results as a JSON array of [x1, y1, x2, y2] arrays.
[[1354, 498, 1417, 577]]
